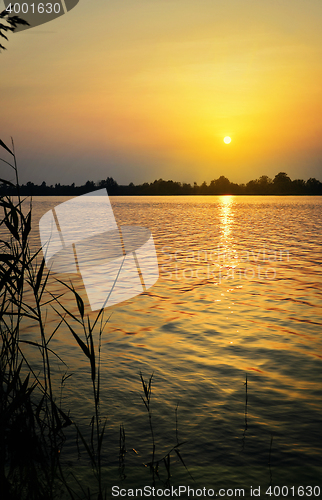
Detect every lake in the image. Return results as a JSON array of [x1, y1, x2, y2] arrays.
[[22, 195, 322, 497]]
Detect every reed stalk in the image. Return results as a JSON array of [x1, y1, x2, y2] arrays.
[[1, 139, 73, 499], [1, 139, 191, 498]]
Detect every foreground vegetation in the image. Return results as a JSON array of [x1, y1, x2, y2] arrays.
[[0, 139, 187, 499]]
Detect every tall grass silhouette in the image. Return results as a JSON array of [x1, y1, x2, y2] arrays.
[[1, 138, 70, 499], [0, 138, 190, 499], [0, 138, 111, 499], [0, 9, 30, 52], [139, 372, 190, 486]]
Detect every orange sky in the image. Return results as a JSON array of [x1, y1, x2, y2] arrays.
[[1, 0, 322, 185]]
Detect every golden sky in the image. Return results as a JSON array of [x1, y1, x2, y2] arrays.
[[1, 0, 322, 185]]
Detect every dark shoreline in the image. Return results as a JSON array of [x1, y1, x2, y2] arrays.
[[1, 172, 322, 197]]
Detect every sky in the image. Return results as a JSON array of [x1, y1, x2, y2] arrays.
[[1, 0, 322, 186]]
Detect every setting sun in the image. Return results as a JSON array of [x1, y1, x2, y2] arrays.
[[223, 136, 232, 144]]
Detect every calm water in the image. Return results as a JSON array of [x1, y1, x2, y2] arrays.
[[23, 196, 322, 496]]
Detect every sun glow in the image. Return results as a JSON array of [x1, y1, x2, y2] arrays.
[[223, 136, 232, 144]]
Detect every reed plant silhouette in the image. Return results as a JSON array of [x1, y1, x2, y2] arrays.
[[51, 282, 109, 500], [119, 423, 126, 481], [0, 138, 71, 499], [139, 372, 190, 487], [1, 138, 192, 498], [0, 138, 110, 499], [242, 373, 248, 451], [0, 8, 30, 52], [268, 433, 274, 485]]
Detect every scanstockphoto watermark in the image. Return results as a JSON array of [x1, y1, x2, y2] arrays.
[[162, 245, 290, 264], [161, 246, 290, 282], [162, 263, 279, 282], [111, 485, 247, 497]]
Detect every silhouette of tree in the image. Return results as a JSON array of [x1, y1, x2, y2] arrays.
[[246, 175, 272, 194], [292, 178, 306, 195], [200, 181, 208, 194], [182, 182, 192, 194], [258, 175, 272, 193], [209, 176, 231, 194], [306, 177, 322, 195], [98, 177, 118, 188], [273, 172, 292, 194], [85, 180, 95, 190], [273, 172, 292, 185], [306, 177, 322, 188]]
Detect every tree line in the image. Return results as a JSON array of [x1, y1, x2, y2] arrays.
[[1, 172, 322, 196]]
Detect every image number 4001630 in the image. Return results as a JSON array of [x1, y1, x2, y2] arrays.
[[3, 1, 79, 31]]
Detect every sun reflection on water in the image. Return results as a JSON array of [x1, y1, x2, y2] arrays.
[[219, 195, 234, 241]]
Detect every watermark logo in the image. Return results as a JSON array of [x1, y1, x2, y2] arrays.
[[161, 246, 290, 283], [3, 1, 79, 32], [39, 189, 159, 311]]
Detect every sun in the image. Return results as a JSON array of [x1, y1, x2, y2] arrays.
[[223, 136, 231, 144]]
